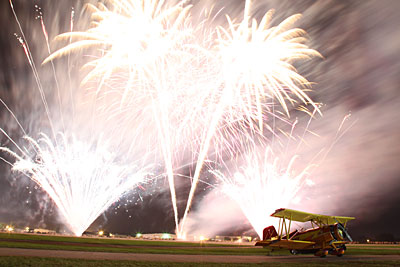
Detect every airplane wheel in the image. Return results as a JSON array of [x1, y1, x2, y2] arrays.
[[315, 250, 328, 257], [336, 248, 345, 256], [290, 249, 298, 255]]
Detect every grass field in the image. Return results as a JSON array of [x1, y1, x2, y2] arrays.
[[0, 233, 267, 256], [0, 233, 400, 256], [346, 244, 400, 256], [0, 241, 271, 256], [0, 233, 245, 247], [0, 233, 400, 266]]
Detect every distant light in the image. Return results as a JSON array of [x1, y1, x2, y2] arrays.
[[98, 230, 104, 236], [136, 233, 142, 238], [367, 239, 370, 243], [25, 227, 30, 231], [162, 233, 171, 239], [199, 235, 205, 241], [109, 233, 113, 237]]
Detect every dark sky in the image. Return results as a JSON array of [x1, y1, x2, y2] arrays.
[[0, 0, 400, 241]]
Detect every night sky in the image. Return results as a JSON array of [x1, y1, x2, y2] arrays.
[[1, 0, 400, 241]]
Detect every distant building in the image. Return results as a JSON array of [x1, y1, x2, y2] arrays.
[[138, 233, 176, 240], [32, 228, 56, 234], [214, 235, 253, 242]]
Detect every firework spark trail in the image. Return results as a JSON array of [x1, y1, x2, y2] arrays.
[[67, 7, 76, 118], [43, 0, 321, 237], [37, 5, 66, 133], [212, 147, 312, 239], [9, 0, 58, 140], [0, 132, 151, 236]]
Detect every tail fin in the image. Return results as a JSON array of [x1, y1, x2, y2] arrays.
[[263, 225, 278, 240]]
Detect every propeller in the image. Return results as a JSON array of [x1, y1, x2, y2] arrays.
[[338, 223, 353, 242]]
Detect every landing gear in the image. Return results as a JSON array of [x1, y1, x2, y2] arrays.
[[290, 249, 299, 255], [335, 248, 345, 257], [330, 246, 346, 257], [314, 250, 328, 257]]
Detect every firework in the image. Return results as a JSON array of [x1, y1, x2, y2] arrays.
[[179, 0, 321, 235], [40, 0, 321, 237], [212, 147, 313, 239], [42, 0, 193, 95], [43, 0, 212, 234], [44, 0, 201, 233], [0, 131, 150, 236]]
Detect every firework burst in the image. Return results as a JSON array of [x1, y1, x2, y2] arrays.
[[43, 0, 193, 97]]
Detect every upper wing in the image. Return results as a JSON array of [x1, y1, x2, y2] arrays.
[[271, 208, 355, 225]]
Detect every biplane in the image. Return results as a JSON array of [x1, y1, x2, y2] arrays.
[[255, 208, 355, 257]]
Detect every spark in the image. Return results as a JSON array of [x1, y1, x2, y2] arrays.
[[0, 132, 151, 236]]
